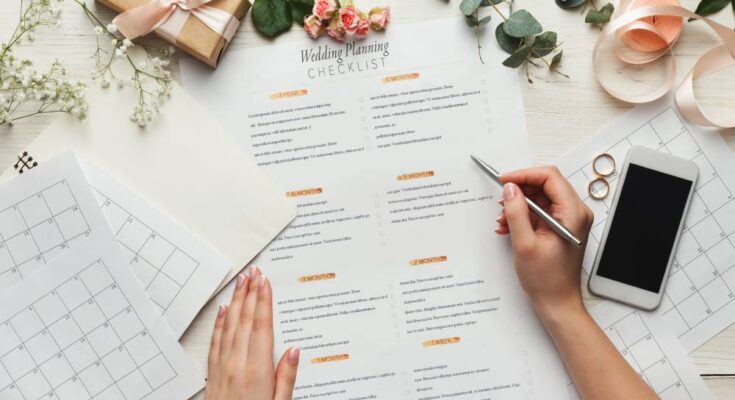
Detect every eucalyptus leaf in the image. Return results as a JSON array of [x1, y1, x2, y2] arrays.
[[465, 15, 479, 27], [555, 0, 586, 9], [460, 0, 483, 16], [495, 22, 521, 54], [503, 10, 543, 38], [585, 2, 614, 24], [550, 50, 563, 70], [290, 0, 314, 24], [478, 16, 492, 26], [252, 0, 293, 38], [530, 31, 557, 58], [502, 43, 532, 68], [481, 0, 504, 5], [689, 0, 730, 20]]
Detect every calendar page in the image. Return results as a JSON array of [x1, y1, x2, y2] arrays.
[[0, 153, 109, 291], [566, 301, 712, 399], [556, 99, 735, 352], [82, 163, 231, 338], [0, 233, 204, 400]]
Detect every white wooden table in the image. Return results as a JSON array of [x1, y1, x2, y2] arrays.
[[2, 0, 734, 397]]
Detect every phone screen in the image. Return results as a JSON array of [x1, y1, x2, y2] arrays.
[[596, 163, 693, 293]]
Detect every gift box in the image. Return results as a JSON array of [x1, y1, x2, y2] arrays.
[[97, 0, 249, 67]]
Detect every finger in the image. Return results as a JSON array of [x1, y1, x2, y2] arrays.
[[220, 273, 249, 362], [500, 166, 578, 205], [274, 347, 300, 400], [246, 275, 274, 371], [231, 267, 261, 365], [495, 225, 510, 235], [207, 304, 227, 382], [502, 182, 537, 251]]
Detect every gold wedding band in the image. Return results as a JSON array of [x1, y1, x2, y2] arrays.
[[588, 177, 610, 200], [592, 153, 616, 177]]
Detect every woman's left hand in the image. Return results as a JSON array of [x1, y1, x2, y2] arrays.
[[205, 267, 300, 400]]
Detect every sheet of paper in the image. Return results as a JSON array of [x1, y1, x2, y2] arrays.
[[3, 82, 296, 291], [555, 100, 735, 352], [81, 162, 231, 338], [0, 153, 108, 291], [182, 18, 570, 399], [0, 232, 204, 400], [567, 301, 712, 400]]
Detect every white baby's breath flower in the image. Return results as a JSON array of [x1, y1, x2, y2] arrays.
[[94, 26, 103, 35], [122, 38, 133, 48], [106, 23, 117, 34]]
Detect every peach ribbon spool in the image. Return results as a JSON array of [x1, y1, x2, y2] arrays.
[[594, 0, 735, 128]]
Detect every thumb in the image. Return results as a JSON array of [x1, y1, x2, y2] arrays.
[[274, 347, 300, 400], [502, 183, 536, 250]]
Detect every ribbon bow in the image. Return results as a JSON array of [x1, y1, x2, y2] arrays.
[[113, 0, 240, 44]]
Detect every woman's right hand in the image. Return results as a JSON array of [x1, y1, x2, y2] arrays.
[[496, 166, 594, 321]]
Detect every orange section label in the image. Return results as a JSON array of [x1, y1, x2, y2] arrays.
[[286, 188, 323, 197], [409, 256, 448, 266], [270, 89, 308, 100], [311, 353, 350, 364], [422, 337, 461, 347], [383, 73, 420, 83], [298, 273, 336, 283], [397, 171, 434, 181]]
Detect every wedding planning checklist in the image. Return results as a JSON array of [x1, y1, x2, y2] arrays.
[[182, 18, 571, 399]]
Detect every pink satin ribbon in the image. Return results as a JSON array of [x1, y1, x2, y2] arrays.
[[113, 0, 240, 44], [595, 0, 735, 128]]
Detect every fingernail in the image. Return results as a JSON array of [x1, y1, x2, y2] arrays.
[[503, 183, 517, 200], [496, 213, 503, 222], [236, 274, 245, 289], [259, 275, 266, 289], [252, 266, 260, 277], [217, 304, 226, 317], [288, 347, 301, 365]]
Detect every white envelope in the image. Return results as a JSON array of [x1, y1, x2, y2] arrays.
[[3, 82, 296, 289]]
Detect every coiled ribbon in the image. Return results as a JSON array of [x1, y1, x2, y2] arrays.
[[113, 0, 240, 45], [595, 0, 735, 128]]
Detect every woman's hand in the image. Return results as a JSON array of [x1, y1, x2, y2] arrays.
[[205, 267, 300, 400], [496, 166, 594, 320]]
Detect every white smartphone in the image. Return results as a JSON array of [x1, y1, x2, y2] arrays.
[[588, 146, 699, 310]]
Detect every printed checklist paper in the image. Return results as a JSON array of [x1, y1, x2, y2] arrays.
[[0, 234, 204, 400], [182, 18, 571, 399], [567, 301, 712, 399], [556, 100, 735, 352], [82, 163, 231, 338], [0, 153, 230, 338]]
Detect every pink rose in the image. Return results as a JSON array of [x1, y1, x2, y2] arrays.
[[312, 0, 337, 20], [354, 13, 370, 39], [326, 17, 345, 42], [304, 15, 324, 39], [338, 5, 360, 34], [368, 6, 390, 30]]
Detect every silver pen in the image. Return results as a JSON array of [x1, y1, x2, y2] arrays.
[[471, 155, 583, 247]]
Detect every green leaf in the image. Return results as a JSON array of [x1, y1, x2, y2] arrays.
[[555, 0, 586, 9], [530, 31, 557, 58], [478, 16, 492, 26], [585, 3, 614, 24], [550, 50, 563, 70], [480, 0, 504, 5], [290, 0, 314, 24], [503, 10, 543, 38], [465, 15, 479, 27], [252, 0, 293, 38], [495, 22, 521, 54], [502, 43, 532, 68], [460, 0, 483, 16], [689, 0, 730, 21]]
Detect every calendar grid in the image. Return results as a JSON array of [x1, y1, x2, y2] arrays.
[[0, 260, 178, 400], [0, 180, 92, 290], [564, 107, 735, 343], [94, 189, 201, 313]]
